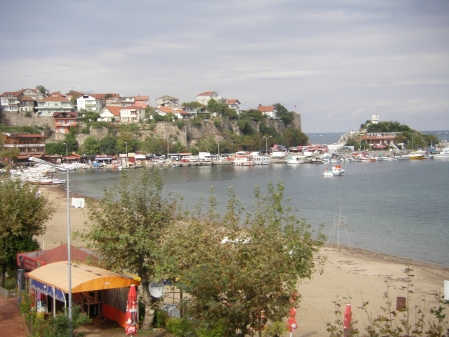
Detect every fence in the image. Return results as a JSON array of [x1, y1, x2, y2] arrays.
[[0, 286, 18, 298]]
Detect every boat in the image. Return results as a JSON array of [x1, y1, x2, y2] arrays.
[[233, 155, 254, 166], [286, 156, 304, 164], [409, 151, 425, 160], [253, 155, 271, 165], [323, 167, 334, 177], [332, 165, 345, 176], [433, 147, 449, 159]]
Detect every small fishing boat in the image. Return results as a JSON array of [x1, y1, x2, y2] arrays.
[[332, 165, 345, 176], [323, 167, 334, 177]]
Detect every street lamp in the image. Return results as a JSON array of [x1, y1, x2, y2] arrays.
[[124, 142, 128, 164], [217, 139, 220, 160], [28, 156, 72, 335], [63, 142, 68, 164], [262, 136, 271, 155], [231, 139, 234, 154]]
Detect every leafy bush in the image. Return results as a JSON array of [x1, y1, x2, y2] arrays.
[[213, 120, 221, 128], [263, 321, 288, 337], [155, 309, 169, 328], [166, 317, 195, 336], [192, 118, 202, 129], [175, 121, 185, 130]]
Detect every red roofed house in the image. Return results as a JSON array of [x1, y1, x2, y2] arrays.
[[53, 111, 78, 135], [134, 95, 149, 108], [156, 95, 180, 108], [257, 105, 277, 118], [120, 105, 145, 123], [37, 92, 74, 116], [99, 105, 122, 122], [227, 99, 242, 114], [76, 94, 104, 113]]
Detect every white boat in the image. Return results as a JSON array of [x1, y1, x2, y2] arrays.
[[253, 155, 270, 165], [323, 168, 334, 177], [433, 147, 449, 159], [286, 156, 304, 164], [332, 165, 345, 176], [233, 155, 254, 166], [409, 151, 425, 160]]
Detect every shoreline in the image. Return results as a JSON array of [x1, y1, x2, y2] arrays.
[[35, 185, 449, 336]]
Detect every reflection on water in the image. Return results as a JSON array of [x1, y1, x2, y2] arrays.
[[65, 160, 449, 267]]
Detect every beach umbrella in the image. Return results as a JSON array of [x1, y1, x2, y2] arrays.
[[286, 307, 297, 337], [343, 303, 352, 336], [125, 285, 138, 335]]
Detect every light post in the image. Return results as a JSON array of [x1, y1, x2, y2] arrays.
[[63, 142, 68, 164], [231, 139, 234, 154], [28, 156, 72, 336], [124, 142, 128, 164], [217, 140, 220, 160], [262, 136, 271, 155]]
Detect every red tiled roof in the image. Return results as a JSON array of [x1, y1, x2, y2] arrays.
[[40, 96, 69, 102], [228, 99, 240, 104], [1, 91, 20, 96], [105, 105, 122, 116], [134, 96, 149, 100], [196, 91, 215, 97], [257, 105, 274, 112], [158, 107, 174, 113]]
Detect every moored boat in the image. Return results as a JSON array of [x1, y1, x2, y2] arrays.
[[286, 156, 304, 164], [409, 151, 425, 160]]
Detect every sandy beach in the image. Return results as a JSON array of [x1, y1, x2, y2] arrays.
[[35, 185, 449, 336]]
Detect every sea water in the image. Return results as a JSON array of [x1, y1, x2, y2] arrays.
[[64, 158, 449, 268]]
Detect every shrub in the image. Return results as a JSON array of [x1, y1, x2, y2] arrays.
[[154, 309, 169, 328], [213, 120, 221, 128], [166, 317, 195, 336]]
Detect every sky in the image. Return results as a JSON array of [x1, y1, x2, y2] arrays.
[[0, 0, 448, 133]]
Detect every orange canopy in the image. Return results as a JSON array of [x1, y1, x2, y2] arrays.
[[28, 261, 140, 293]]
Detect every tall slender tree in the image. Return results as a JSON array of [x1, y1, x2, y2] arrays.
[[0, 178, 54, 287]]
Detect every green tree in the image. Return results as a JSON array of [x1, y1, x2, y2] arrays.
[[100, 135, 117, 155], [79, 169, 181, 329], [141, 136, 165, 155], [274, 103, 295, 125], [0, 178, 54, 287], [83, 136, 101, 155], [160, 182, 326, 336], [36, 85, 49, 96], [281, 128, 308, 147]]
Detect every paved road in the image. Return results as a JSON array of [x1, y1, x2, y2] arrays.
[[0, 295, 28, 337]]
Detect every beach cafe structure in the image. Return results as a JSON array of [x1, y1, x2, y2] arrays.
[[17, 245, 140, 327]]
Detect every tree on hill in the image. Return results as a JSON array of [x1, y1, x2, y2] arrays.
[[99, 135, 117, 155], [79, 169, 181, 329], [182, 101, 203, 108], [274, 103, 295, 125], [0, 178, 54, 287], [35, 85, 49, 96], [159, 182, 326, 336]]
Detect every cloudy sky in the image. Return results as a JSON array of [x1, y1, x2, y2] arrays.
[[1, 0, 447, 133]]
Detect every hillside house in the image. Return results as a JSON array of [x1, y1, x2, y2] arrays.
[[196, 91, 227, 105], [99, 106, 121, 122], [257, 105, 277, 118], [37, 92, 73, 116], [53, 111, 78, 134]]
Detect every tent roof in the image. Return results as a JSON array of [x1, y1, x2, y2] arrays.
[[28, 261, 139, 293], [36, 244, 99, 265]]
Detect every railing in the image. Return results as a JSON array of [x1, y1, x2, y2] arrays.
[[0, 286, 18, 298]]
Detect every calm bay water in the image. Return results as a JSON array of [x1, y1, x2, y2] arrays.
[[64, 157, 449, 268]]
